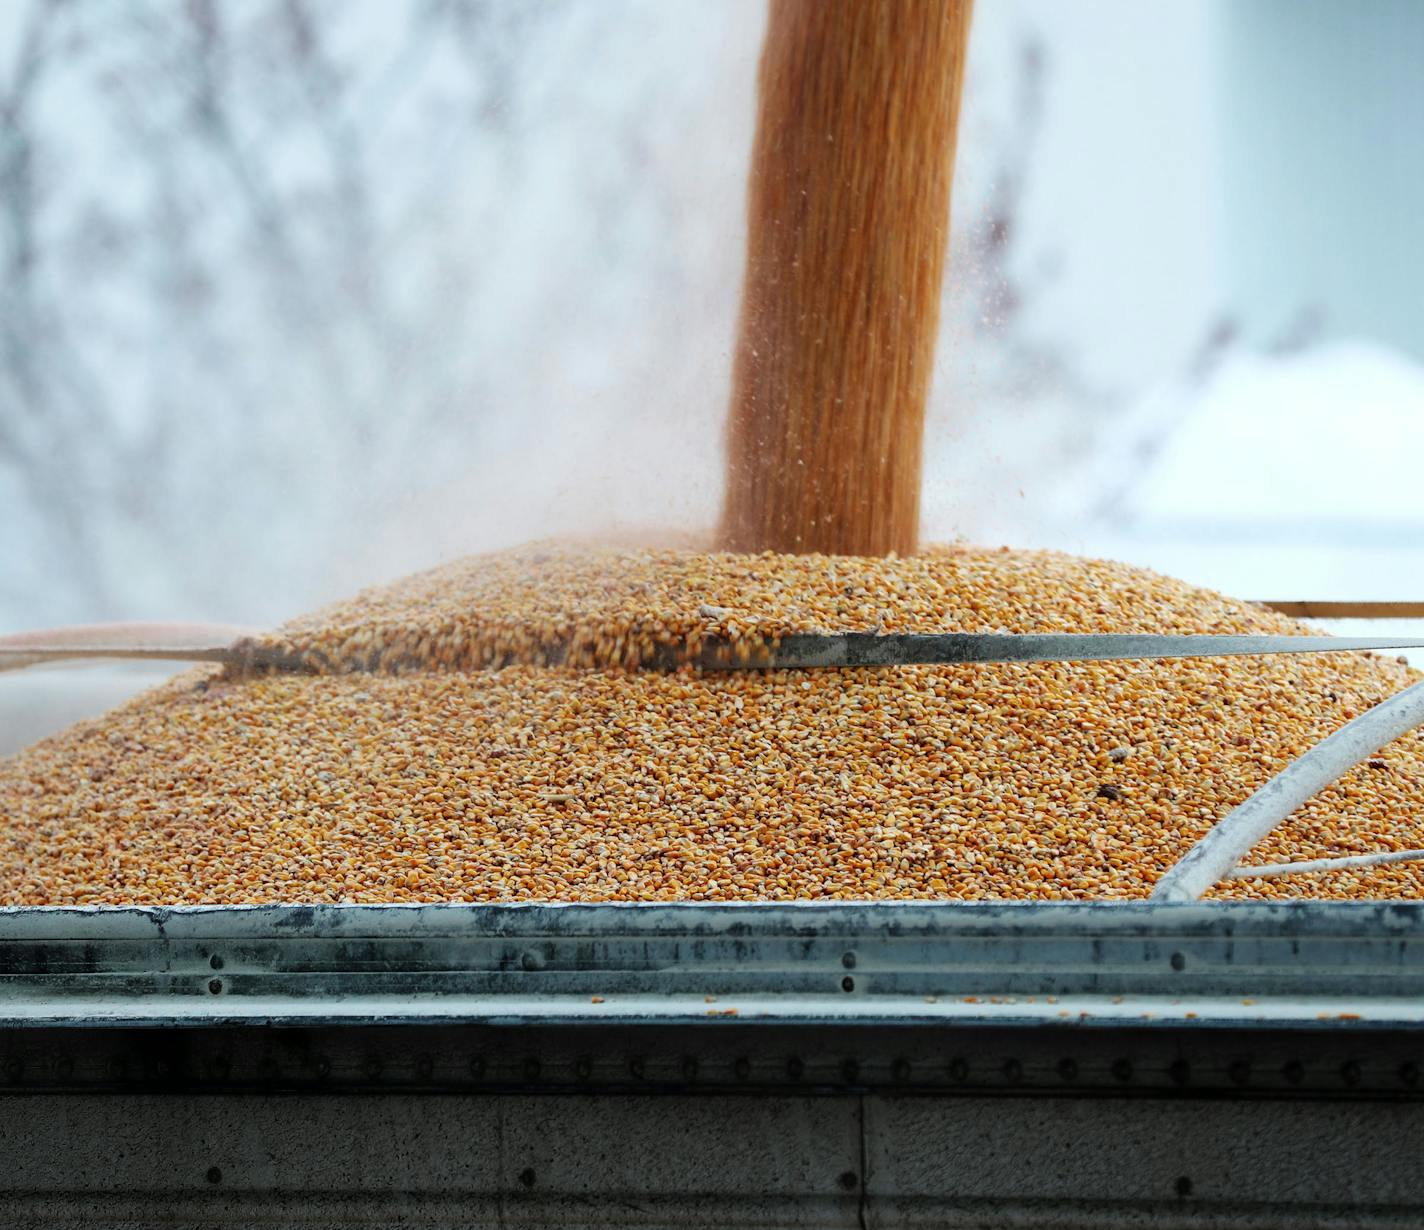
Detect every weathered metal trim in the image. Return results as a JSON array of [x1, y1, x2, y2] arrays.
[[4, 1019, 1424, 1097], [0, 901, 1420, 1029]]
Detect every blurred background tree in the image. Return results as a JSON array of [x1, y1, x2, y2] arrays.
[[0, 0, 758, 624]]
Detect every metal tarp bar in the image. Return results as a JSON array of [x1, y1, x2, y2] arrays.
[[0, 900, 1421, 1029]]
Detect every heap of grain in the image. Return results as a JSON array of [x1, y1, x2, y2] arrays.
[[1, 541, 1420, 906]]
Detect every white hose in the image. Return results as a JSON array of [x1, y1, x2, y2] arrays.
[[1151, 679, 1424, 902], [1227, 847, 1424, 880]]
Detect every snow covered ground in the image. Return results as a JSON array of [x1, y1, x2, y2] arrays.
[[1067, 341, 1424, 669]]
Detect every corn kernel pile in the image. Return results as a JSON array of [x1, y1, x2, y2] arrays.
[[0, 543, 1420, 905]]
